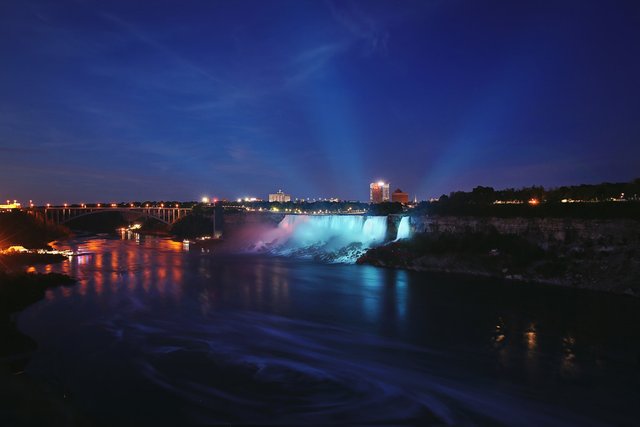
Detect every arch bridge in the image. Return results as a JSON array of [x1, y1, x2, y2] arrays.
[[35, 206, 192, 225]]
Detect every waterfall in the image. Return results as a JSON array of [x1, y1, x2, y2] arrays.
[[255, 215, 388, 263], [362, 216, 388, 243], [395, 216, 411, 240]]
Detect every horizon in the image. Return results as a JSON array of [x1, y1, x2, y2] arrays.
[[4, 176, 638, 206], [2, 0, 639, 204]]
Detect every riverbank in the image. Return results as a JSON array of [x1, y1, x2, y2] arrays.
[[0, 269, 89, 425], [0, 252, 68, 270], [0, 271, 76, 361], [358, 222, 640, 296]]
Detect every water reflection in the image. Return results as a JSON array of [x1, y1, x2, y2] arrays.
[[39, 234, 187, 303], [394, 269, 408, 323], [525, 324, 537, 351], [492, 317, 506, 348], [359, 266, 383, 322], [561, 335, 578, 378], [18, 237, 640, 426]]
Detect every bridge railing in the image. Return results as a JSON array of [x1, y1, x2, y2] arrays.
[[32, 206, 192, 225]]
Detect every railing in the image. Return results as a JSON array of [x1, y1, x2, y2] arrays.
[[33, 206, 192, 225]]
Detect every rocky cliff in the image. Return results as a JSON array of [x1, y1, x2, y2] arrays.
[[358, 215, 640, 296]]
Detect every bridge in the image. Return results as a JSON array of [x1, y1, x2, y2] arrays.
[[33, 206, 192, 225]]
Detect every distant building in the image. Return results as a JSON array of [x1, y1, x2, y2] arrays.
[[370, 181, 390, 203], [391, 188, 409, 204], [269, 190, 291, 203], [0, 200, 21, 211]]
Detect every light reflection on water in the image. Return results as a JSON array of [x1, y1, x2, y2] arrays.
[[18, 235, 640, 425]]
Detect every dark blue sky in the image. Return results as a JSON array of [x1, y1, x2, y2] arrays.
[[1, 0, 639, 203]]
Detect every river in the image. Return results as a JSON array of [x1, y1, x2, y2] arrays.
[[15, 234, 640, 425]]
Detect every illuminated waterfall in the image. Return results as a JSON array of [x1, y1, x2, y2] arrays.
[[395, 216, 411, 240], [257, 215, 388, 262]]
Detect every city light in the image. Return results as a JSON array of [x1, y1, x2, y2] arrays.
[[201, 197, 209, 203]]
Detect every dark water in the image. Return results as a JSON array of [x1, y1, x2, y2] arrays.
[[15, 235, 640, 425]]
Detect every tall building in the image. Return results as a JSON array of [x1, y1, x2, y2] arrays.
[[369, 181, 390, 203], [391, 188, 409, 204], [268, 190, 291, 203]]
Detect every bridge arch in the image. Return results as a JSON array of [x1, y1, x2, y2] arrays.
[[42, 207, 192, 225]]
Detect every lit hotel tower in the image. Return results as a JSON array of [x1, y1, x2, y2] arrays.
[[370, 181, 390, 203]]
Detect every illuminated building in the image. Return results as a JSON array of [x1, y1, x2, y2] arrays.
[[391, 188, 409, 204], [370, 181, 390, 203], [0, 200, 21, 211], [269, 190, 291, 203]]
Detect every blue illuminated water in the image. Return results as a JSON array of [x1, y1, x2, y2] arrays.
[[14, 236, 640, 426], [396, 216, 411, 240], [256, 215, 388, 262]]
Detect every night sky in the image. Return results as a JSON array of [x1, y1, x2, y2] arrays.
[[1, 0, 639, 204]]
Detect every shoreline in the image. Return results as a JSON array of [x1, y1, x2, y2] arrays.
[[0, 266, 89, 425], [358, 257, 639, 298], [357, 225, 640, 298]]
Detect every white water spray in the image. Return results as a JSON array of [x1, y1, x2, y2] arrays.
[[254, 215, 388, 262], [395, 216, 411, 240]]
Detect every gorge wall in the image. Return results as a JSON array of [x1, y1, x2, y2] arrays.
[[360, 215, 640, 296], [221, 211, 640, 295], [409, 216, 640, 249]]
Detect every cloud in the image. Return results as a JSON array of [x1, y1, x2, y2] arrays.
[[100, 13, 225, 86], [286, 42, 348, 84], [325, 0, 389, 56]]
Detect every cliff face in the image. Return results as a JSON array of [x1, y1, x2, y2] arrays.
[[359, 216, 640, 296], [410, 216, 640, 247]]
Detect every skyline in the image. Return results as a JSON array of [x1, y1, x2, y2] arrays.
[[2, 0, 640, 204], [4, 175, 639, 207]]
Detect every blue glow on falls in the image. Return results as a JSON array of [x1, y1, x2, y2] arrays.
[[395, 217, 411, 240], [255, 215, 388, 263]]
